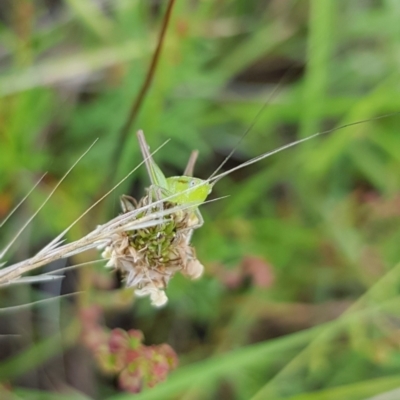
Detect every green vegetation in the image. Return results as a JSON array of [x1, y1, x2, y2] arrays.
[[1, 0, 400, 398]]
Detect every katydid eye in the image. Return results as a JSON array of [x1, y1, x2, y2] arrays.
[[189, 180, 196, 187]]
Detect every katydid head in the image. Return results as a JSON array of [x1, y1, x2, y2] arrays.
[[165, 176, 212, 205]]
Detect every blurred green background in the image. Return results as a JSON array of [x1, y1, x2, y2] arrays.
[[2, 0, 400, 399]]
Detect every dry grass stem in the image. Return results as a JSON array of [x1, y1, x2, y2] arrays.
[[0, 195, 200, 287]]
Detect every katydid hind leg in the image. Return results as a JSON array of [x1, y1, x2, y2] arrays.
[[183, 150, 199, 177], [137, 130, 169, 190]]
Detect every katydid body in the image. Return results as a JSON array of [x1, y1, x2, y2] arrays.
[[137, 130, 211, 230]]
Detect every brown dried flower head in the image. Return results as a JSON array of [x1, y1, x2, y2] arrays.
[[100, 195, 204, 307]]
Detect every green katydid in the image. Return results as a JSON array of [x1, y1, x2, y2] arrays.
[[137, 130, 211, 230], [137, 130, 211, 206], [136, 114, 395, 230]]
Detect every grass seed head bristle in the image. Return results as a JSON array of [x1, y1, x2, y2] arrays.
[[100, 195, 204, 307]]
